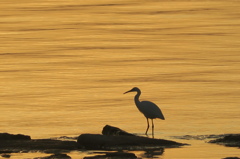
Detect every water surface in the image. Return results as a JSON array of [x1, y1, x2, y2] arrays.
[[0, 0, 239, 158]]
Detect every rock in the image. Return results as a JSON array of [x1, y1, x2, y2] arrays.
[[0, 133, 31, 140], [0, 125, 188, 153], [1, 154, 11, 158], [83, 152, 137, 159], [102, 125, 135, 136], [77, 125, 188, 150], [223, 157, 240, 159], [209, 134, 240, 147], [0, 139, 78, 153], [77, 133, 187, 150], [34, 153, 71, 159]]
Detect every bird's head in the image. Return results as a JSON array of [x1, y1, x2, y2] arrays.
[[124, 87, 140, 94]]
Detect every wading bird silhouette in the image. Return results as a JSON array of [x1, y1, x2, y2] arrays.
[[124, 87, 165, 137]]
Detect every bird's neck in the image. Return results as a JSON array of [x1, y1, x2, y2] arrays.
[[134, 90, 141, 106]]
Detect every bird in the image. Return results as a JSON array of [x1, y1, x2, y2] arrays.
[[124, 87, 165, 137]]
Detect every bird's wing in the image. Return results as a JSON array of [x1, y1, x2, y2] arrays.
[[138, 101, 165, 120]]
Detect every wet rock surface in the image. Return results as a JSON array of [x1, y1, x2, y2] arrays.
[[0, 125, 188, 159], [83, 152, 138, 159], [102, 125, 135, 136], [0, 125, 187, 153], [0, 139, 78, 153], [77, 133, 186, 150], [78, 125, 187, 150], [173, 133, 240, 149], [34, 153, 72, 159], [0, 130, 239, 159], [0, 130, 239, 158], [0, 133, 31, 140], [209, 134, 240, 148]]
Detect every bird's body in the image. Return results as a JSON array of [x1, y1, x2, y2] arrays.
[[124, 87, 165, 137], [137, 101, 165, 120]]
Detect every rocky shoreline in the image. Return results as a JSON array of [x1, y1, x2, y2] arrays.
[[209, 134, 240, 148], [0, 125, 239, 159], [0, 125, 186, 152]]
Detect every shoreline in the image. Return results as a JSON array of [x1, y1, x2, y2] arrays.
[[0, 125, 239, 159]]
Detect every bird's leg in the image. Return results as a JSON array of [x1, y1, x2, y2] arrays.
[[151, 119, 154, 138], [145, 118, 149, 135]]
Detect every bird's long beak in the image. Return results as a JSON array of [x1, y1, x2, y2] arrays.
[[123, 90, 131, 94]]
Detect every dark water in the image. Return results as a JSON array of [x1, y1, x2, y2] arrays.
[[0, 0, 239, 158]]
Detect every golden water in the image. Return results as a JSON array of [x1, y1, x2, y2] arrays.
[[0, 0, 239, 158]]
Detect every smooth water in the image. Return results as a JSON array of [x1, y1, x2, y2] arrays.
[[0, 0, 239, 158]]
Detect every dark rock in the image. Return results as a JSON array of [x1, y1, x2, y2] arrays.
[[223, 157, 240, 159], [77, 133, 187, 150], [34, 153, 71, 159], [0, 133, 31, 140], [0, 139, 78, 153], [1, 154, 11, 158], [143, 148, 164, 158], [209, 134, 240, 147], [0, 125, 188, 154], [102, 125, 135, 136], [54, 136, 78, 141], [172, 134, 227, 140], [83, 152, 137, 159]]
